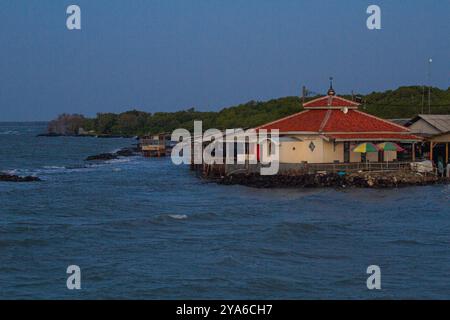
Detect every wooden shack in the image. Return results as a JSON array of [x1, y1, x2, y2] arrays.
[[140, 134, 172, 157]]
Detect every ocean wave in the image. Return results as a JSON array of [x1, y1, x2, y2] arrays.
[[104, 157, 134, 164], [263, 221, 322, 241], [168, 214, 188, 220], [3, 169, 19, 175], [3, 165, 88, 177], [387, 239, 427, 246], [0, 130, 20, 135], [214, 255, 243, 267], [42, 165, 66, 170], [276, 221, 321, 233], [2, 168, 39, 177], [37, 165, 90, 175], [0, 238, 48, 248], [189, 211, 224, 221], [443, 185, 450, 200], [3, 155, 140, 178]]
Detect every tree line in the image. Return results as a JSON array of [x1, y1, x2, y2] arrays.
[[47, 86, 450, 136]]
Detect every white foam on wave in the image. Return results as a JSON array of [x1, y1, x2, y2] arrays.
[[0, 130, 20, 135], [3, 151, 141, 179], [42, 166, 66, 170], [3, 169, 19, 175], [105, 158, 131, 164], [2, 168, 38, 177], [13, 164, 91, 176], [168, 214, 188, 220], [104, 156, 140, 165]]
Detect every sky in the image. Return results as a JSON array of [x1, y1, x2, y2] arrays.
[[0, 0, 449, 121]]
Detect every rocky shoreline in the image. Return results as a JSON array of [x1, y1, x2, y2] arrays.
[[0, 173, 41, 182], [85, 147, 140, 161], [217, 171, 449, 188], [37, 133, 138, 139], [1, 147, 140, 182]]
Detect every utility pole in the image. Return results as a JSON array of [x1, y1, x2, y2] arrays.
[[428, 58, 432, 114], [421, 85, 425, 114], [302, 86, 307, 104]]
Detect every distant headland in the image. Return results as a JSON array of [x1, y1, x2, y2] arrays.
[[42, 85, 450, 137]]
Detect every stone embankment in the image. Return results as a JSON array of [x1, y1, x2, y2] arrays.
[[217, 171, 448, 188]]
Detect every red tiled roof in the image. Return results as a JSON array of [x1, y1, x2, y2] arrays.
[[257, 110, 328, 132], [256, 93, 422, 142], [322, 110, 409, 132], [326, 133, 423, 141], [258, 109, 410, 134], [303, 96, 360, 108]]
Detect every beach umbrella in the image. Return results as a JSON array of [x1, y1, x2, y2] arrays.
[[352, 142, 379, 153], [353, 142, 379, 167], [376, 142, 405, 152]]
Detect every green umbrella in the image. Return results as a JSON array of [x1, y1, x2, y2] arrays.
[[353, 142, 379, 153], [376, 142, 405, 152]]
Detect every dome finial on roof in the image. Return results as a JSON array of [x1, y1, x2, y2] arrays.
[[327, 77, 336, 96]]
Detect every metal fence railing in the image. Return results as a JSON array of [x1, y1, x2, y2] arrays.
[[224, 161, 414, 176]]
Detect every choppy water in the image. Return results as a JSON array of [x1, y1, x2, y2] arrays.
[[0, 122, 449, 299]]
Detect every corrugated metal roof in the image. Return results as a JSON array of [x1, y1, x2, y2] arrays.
[[389, 119, 410, 126], [417, 114, 450, 133]]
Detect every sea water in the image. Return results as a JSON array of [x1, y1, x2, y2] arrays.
[[0, 122, 449, 299]]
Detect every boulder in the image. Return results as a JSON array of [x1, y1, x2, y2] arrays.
[[0, 173, 41, 182], [85, 153, 118, 161], [85, 147, 137, 161], [115, 148, 135, 157]]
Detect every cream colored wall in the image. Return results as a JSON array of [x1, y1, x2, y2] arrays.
[[349, 142, 361, 162], [384, 151, 397, 162], [322, 140, 344, 163], [279, 136, 324, 163], [278, 136, 399, 164], [279, 142, 304, 163], [350, 152, 361, 162], [279, 137, 350, 164], [366, 152, 378, 162]]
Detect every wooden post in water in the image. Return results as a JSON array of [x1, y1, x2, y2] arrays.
[[446, 143, 449, 164], [429, 143, 432, 160]]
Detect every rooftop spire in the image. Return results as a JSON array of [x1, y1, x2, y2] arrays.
[[327, 77, 336, 96]]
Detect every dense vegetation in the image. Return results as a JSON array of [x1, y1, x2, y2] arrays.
[[48, 86, 450, 136], [362, 86, 450, 118]]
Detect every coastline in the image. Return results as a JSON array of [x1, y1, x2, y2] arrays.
[[211, 170, 449, 189], [17, 127, 449, 189], [36, 133, 138, 139]]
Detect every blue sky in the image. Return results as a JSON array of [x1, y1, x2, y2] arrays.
[[0, 0, 449, 121]]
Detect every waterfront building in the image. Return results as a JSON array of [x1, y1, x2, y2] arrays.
[[404, 114, 450, 165], [256, 85, 422, 164], [404, 114, 450, 138], [140, 134, 175, 157]]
